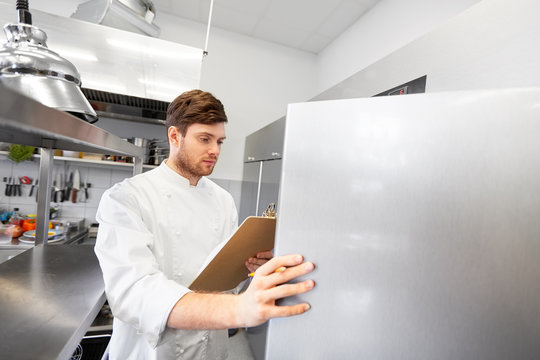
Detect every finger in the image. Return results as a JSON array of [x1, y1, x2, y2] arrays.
[[263, 261, 314, 287], [265, 302, 312, 319], [256, 254, 304, 276], [256, 250, 274, 259], [261, 280, 315, 303], [248, 258, 268, 267], [245, 261, 259, 273]]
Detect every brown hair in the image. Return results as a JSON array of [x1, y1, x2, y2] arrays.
[[166, 89, 227, 135]]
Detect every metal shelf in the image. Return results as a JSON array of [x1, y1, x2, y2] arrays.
[[0, 83, 144, 157], [0, 151, 157, 170], [0, 83, 145, 245]]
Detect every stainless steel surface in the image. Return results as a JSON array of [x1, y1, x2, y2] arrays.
[[133, 156, 143, 176], [267, 88, 540, 359], [239, 162, 260, 223], [257, 160, 281, 217], [0, 4, 202, 102], [0, 245, 106, 360], [0, 21, 97, 122], [239, 118, 285, 359], [0, 83, 143, 157], [243, 117, 285, 162], [255, 161, 263, 217], [36, 145, 53, 245], [0, 82, 143, 243], [72, 0, 160, 37], [95, 110, 166, 125], [0, 248, 27, 264]]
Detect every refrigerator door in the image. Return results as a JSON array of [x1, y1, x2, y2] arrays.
[[257, 159, 282, 217], [239, 161, 261, 223], [267, 88, 540, 359]]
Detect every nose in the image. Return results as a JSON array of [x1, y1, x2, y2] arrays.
[[208, 141, 220, 157]]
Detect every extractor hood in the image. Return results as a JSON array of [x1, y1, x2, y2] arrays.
[[72, 0, 160, 37], [82, 87, 168, 125], [0, 3, 202, 125]]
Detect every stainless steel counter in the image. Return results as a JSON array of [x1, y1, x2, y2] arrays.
[[0, 245, 106, 360]]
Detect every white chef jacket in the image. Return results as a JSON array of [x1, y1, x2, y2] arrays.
[[95, 161, 238, 360]]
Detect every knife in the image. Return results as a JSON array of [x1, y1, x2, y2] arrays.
[[71, 169, 80, 203], [54, 172, 63, 202], [64, 171, 73, 201]]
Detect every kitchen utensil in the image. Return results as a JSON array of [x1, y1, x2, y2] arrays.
[[29, 178, 38, 196], [64, 171, 73, 201], [22, 228, 62, 238], [53, 172, 63, 202], [72, 169, 80, 203]]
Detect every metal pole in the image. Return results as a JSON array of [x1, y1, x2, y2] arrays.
[[133, 156, 143, 176], [255, 161, 263, 216], [203, 0, 214, 56], [36, 141, 54, 245]]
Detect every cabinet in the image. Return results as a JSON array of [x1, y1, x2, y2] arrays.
[[243, 117, 285, 162]]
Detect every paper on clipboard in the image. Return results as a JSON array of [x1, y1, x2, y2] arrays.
[[189, 216, 276, 292]]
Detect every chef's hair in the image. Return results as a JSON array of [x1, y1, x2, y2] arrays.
[[166, 89, 228, 135]]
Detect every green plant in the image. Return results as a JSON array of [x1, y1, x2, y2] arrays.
[[8, 144, 35, 163]]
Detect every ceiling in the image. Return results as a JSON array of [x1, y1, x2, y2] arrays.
[[17, 0, 382, 54], [153, 0, 382, 54]]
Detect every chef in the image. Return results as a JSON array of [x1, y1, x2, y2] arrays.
[[94, 89, 315, 359]]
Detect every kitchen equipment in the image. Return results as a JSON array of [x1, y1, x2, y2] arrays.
[[267, 88, 540, 359], [71, 169, 80, 203], [28, 178, 38, 197], [53, 172, 63, 202], [72, 0, 160, 37], [0, 1, 97, 122], [0, 224, 14, 244], [22, 229, 62, 239]]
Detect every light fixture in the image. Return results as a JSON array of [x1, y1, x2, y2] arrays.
[[0, 0, 98, 123]]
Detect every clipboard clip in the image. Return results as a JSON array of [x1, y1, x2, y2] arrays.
[[262, 203, 276, 218]]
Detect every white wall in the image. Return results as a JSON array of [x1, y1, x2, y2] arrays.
[[155, 14, 318, 181], [1, 0, 486, 183], [315, 0, 481, 94], [313, 0, 540, 101]]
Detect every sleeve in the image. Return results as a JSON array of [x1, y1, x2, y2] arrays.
[[94, 183, 190, 348]]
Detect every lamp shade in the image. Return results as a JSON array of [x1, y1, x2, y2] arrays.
[[0, 23, 98, 122]]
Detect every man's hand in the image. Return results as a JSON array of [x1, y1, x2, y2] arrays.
[[167, 254, 315, 330], [245, 250, 274, 273], [236, 254, 315, 327]]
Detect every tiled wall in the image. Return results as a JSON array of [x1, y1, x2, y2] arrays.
[[0, 155, 243, 227]]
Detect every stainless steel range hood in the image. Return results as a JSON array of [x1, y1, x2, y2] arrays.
[[0, 3, 202, 126], [82, 87, 168, 125], [72, 0, 160, 37]]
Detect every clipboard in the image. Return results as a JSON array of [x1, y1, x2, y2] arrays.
[[189, 216, 276, 292]]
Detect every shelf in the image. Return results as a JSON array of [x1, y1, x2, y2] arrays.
[[0, 151, 157, 170], [0, 83, 143, 157]]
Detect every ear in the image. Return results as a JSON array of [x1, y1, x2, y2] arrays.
[[168, 126, 181, 146]]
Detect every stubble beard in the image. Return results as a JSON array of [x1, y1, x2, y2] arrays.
[[172, 147, 216, 181]]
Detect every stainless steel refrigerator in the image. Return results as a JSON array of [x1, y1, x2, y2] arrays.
[[238, 117, 285, 359], [266, 88, 540, 359]]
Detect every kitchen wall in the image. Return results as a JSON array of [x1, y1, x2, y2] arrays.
[[17, 0, 484, 183], [156, 14, 318, 182], [0, 0, 493, 223], [0, 155, 132, 226], [313, 0, 540, 100], [315, 0, 482, 94]]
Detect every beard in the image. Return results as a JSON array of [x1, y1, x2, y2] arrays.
[[172, 144, 217, 180]]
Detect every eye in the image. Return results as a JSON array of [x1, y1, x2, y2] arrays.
[[200, 137, 209, 143], [218, 140, 224, 145]]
